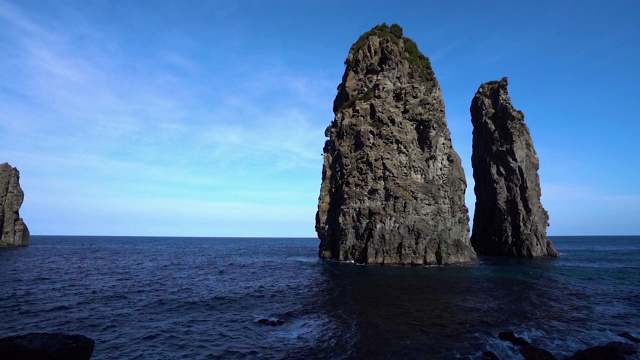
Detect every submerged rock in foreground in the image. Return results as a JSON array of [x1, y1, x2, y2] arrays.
[[0, 333, 95, 360], [0, 162, 29, 247], [493, 331, 638, 360], [470, 78, 558, 257], [316, 24, 476, 265]]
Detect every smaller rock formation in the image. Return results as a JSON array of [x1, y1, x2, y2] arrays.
[[1, 162, 29, 246], [470, 78, 558, 257], [0, 333, 95, 360]]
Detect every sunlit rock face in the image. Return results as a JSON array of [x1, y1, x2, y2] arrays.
[[470, 77, 558, 257], [0, 162, 29, 247], [315, 24, 476, 265]]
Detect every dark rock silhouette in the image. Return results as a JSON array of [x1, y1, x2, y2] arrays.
[[497, 331, 557, 359], [494, 331, 638, 360], [482, 350, 500, 360], [470, 78, 558, 257], [0, 162, 29, 247], [499, 331, 530, 347], [567, 341, 637, 360], [316, 23, 475, 265], [519, 345, 557, 360], [618, 332, 640, 344], [0, 333, 95, 360]]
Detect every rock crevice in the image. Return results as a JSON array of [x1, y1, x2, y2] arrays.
[[316, 24, 476, 265]]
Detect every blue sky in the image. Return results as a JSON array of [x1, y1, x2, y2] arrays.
[[1, 0, 638, 236]]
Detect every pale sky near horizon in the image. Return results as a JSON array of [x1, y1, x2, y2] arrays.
[[1, 0, 639, 237]]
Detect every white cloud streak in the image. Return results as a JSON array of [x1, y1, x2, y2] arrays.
[[1, 1, 332, 236]]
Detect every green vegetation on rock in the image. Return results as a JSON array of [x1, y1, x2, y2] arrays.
[[402, 37, 435, 84], [349, 23, 400, 57], [389, 23, 403, 38], [348, 23, 435, 84]]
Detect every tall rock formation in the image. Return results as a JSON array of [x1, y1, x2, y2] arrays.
[[1, 162, 30, 247], [316, 24, 476, 265], [470, 77, 558, 257]]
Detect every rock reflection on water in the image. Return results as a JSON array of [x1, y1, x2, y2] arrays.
[[316, 256, 598, 359]]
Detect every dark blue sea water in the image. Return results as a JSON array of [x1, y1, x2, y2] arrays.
[[1, 236, 639, 359]]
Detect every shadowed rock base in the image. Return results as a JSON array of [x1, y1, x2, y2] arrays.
[[0, 333, 95, 360]]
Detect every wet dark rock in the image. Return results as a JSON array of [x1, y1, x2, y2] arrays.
[[316, 23, 475, 265], [496, 332, 556, 359], [0, 163, 29, 247], [0, 333, 95, 360], [618, 332, 640, 344], [470, 78, 558, 257], [520, 344, 557, 360], [498, 331, 530, 347], [495, 331, 638, 360], [567, 341, 637, 360], [257, 317, 285, 326], [482, 350, 500, 360]]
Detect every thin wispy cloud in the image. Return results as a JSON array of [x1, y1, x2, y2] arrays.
[[1, 0, 333, 236], [2, 0, 638, 236]]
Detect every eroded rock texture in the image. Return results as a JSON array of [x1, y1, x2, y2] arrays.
[[316, 24, 476, 265], [1, 162, 29, 247], [470, 78, 558, 257]]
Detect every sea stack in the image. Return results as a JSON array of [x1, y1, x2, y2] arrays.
[[316, 24, 476, 265], [470, 78, 558, 257], [0, 162, 30, 247]]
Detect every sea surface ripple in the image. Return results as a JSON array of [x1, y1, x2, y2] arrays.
[[1, 236, 639, 359]]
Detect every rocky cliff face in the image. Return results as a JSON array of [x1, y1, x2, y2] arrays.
[[470, 78, 558, 257], [0, 163, 29, 247], [316, 24, 476, 265]]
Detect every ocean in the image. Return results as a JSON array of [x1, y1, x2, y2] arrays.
[[0, 236, 638, 359]]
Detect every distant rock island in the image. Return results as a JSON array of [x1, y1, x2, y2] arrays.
[[0, 162, 29, 247], [316, 24, 476, 265], [470, 78, 558, 257]]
